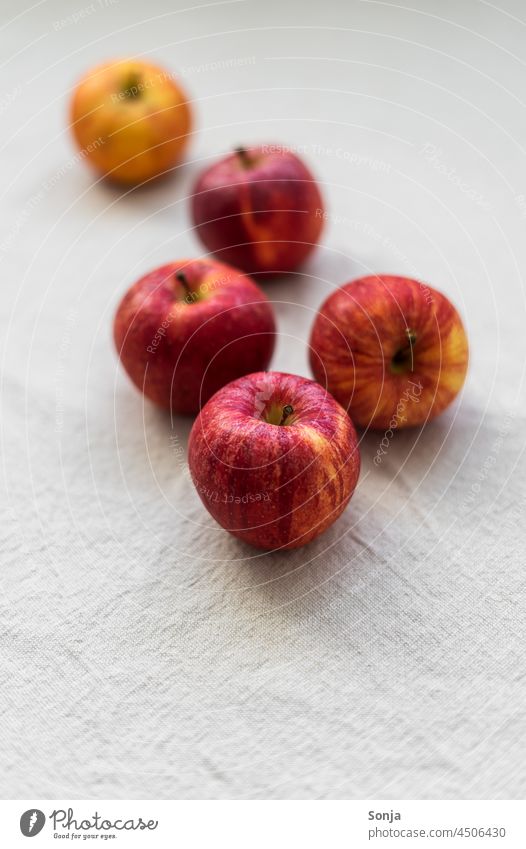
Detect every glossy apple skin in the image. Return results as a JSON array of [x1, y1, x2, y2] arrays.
[[188, 372, 360, 550], [309, 275, 469, 430], [114, 259, 275, 414], [191, 146, 324, 274], [70, 58, 192, 185]]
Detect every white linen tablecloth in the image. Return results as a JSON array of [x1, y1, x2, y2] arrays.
[[1, 0, 525, 799]]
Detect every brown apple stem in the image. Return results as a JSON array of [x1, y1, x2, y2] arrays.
[[176, 272, 192, 299], [279, 405, 294, 426], [235, 146, 252, 168], [391, 328, 417, 374], [123, 72, 142, 99]]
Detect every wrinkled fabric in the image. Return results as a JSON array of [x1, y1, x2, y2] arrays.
[[1, 0, 525, 800]]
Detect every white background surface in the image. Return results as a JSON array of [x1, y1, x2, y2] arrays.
[[1, 0, 525, 799]]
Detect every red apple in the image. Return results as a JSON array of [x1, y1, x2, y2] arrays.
[[114, 259, 275, 414], [191, 145, 324, 275], [309, 274, 469, 430], [188, 372, 360, 550]]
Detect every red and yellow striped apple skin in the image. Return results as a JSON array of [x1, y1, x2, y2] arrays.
[[188, 372, 361, 550], [192, 147, 324, 274], [114, 259, 275, 414], [309, 275, 469, 430]]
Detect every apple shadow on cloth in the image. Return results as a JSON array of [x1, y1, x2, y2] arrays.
[[267, 244, 365, 301], [112, 388, 195, 501], [212, 497, 370, 614], [150, 401, 195, 457], [309, 240, 369, 290], [94, 158, 193, 200], [357, 402, 473, 478], [87, 146, 205, 225], [223, 405, 475, 613]]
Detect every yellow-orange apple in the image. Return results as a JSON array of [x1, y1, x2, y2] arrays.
[[309, 275, 469, 430], [70, 58, 192, 184]]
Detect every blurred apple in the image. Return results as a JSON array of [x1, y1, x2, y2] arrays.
[[70, 58, 192, 184], [192, 145, 324, 274]]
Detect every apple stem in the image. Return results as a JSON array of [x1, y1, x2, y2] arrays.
[[235, 146, 252, 168], [123, 72, 142, 99], [176, 272, 192, 299], [406, 328, 417, 346], [391, 328, 417, 374], [279, 405, 294, 426]]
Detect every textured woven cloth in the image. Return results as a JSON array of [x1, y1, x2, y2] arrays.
[[1, 0, 525, 799]]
